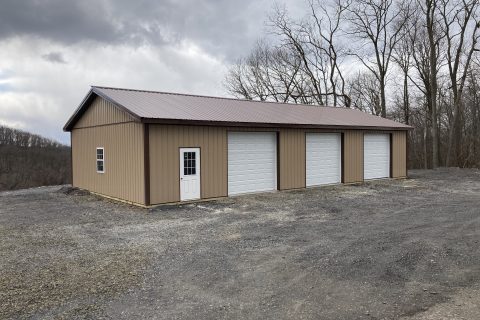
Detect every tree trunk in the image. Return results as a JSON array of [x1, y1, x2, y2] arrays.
[[403, 71, 410, 125], [446, 94, 461, 167], [380, 73, 387, 118], [427, 8, 439, 168]]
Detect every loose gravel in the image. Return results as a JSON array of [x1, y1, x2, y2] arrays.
[[1, 168, 479, 319]]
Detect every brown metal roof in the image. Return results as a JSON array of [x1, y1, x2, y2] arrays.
[[64, 86, 412, 131]]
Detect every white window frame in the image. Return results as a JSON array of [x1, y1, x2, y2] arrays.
[[96, 147, 105, 173]]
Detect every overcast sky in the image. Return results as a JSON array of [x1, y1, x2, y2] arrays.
[[0, 0, 302, 144]]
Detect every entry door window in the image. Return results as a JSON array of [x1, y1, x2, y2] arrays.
[[180, 148, 201, 201], [183, 152, 196, 175]]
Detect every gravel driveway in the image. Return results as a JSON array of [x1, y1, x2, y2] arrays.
[[1, 168, 480, 319]]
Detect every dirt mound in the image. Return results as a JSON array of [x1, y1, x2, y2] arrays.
[[56, 186, 90, 196]]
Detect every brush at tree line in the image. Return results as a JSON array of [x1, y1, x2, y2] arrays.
[[0, 126, 71, 191]]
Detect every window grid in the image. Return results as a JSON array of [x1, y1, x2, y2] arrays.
[[183, 152, 196, 175], [96, 148, 104, 173]]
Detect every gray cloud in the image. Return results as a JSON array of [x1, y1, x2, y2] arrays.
[[0, 1, 122, 44], [0, 0, 288, 60], [0, 0, 302, 144], [42, 52, 67, 64]]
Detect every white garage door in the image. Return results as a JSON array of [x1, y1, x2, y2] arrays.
[[364, 133, 390, 180], [228, 132, 277, 195], [306, 133, 342, 186]]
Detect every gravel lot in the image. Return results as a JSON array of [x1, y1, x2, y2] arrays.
[[1, 168, 480, 319]]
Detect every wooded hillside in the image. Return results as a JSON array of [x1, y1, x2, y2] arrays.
[[0, 126, 71, 191]]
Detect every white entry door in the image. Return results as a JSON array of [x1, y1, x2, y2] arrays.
[[364, 134, 390, 180], [180, 148, 200, 201], [306, 133, 342, 186], [228, 132, 277, 195]]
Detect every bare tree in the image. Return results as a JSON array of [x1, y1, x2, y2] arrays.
[[304, 0, 351, 107], [405, 0, 444, 168], [346, 0, 411, 118], [225, 1, 351, 107], [439, 0, 480, 166], [423, 0, 442, 168], [392, 7, 415, 125], [224, 42, 304, 102], [224, 0, 480, 170], [466, 63, 480, 167], [347, 71, 382, 115]]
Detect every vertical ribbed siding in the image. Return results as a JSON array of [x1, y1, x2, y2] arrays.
[[148, 124, 407, 204], [279, 129, 306, 189], [70, 94, 410, 206], [343, 130, 364, 183], [149, 125, 227, 204], [392, 131, 407, 178], [74, 96, 134, 129], [71, 122, 145, 204]]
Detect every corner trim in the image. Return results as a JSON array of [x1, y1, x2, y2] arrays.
[[389, 132, 393, 178], [276, 131, 281, 190], [341, 132, 345, 183], [144, 124, 150, 206], [70, 133, 73, 186]]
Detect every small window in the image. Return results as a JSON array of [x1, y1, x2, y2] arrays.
[[96, 147, 104, 173], [183, 152, 196, 175]]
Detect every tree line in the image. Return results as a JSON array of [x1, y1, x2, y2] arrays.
[[0, 126, 71, 191], [225, 0, 480, 169]]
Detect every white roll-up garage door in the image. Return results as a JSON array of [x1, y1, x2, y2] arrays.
[[306, 133, 342, 186], [228, 132, 277, 195], [364, 133, 390, 180]]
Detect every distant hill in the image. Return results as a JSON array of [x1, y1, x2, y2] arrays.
[[0, 126, 71, 191]]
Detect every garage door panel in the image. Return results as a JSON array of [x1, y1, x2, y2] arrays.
[[306, 133, 341, 186], [228, 132, 277, 195], [364, 133, 390, 180]]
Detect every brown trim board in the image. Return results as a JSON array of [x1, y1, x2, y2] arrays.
[[406, 131, 409, 178], [276, 131, 280, 190], [144, 123, 150, 206], [70, 133, 73, 186], [71, 120, 137, 130], [361, 131, 365, 181], [304, 131, 307, 188], [341, 132, 345, 183], [142, 118, 412, 132], [389, 132, 393, 178]]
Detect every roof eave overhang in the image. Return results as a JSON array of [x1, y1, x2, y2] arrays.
[[63, 87, 142, 132], [64, 87, 413, 132], [141, 118, 413, 131]]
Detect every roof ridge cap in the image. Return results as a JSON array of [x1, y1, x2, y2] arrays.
[[91, 85, 352, 110]]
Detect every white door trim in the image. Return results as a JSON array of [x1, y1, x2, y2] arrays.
[[179, 147, 201, 201]]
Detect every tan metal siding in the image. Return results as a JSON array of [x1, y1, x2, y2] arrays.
[[149, 126, 299, 204], [148, 124, 407, 204], [149, 125, 227, 204], [71, 122, 145, 204], [279, 129, 306, 189], [74, 96, 135, 129], [392, 131, 407, 178], [344, 130, 364, 183], [69, 94, 409, 205]]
